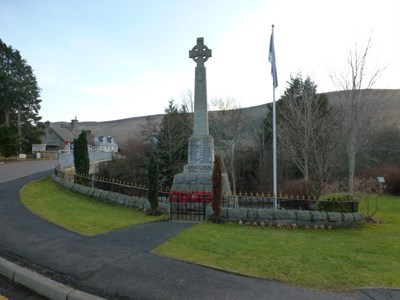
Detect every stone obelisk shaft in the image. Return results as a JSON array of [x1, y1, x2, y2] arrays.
[[193, 65, 208, 135], [190, 37, 211, 136]]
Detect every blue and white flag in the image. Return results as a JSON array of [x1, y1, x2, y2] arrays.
[[269, 27, 278, 88]]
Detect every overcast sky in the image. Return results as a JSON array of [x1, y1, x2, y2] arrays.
[[1, 0, 399, 122]]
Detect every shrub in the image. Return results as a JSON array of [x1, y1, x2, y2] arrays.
[[316, 193, 358, 213], [281, 179, 314, 198], [359, 165, 400, 195], [322, 180, 348, 194]]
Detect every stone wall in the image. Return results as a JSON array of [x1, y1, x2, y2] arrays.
[[206, 207, 364, 228], [52, 175, 169, 214], [59, 151, 115, 169], [52, 175, 364, 228]]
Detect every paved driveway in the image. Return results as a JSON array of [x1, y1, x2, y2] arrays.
[[0, 161, 398, 299]]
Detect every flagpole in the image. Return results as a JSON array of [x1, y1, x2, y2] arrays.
[[272, 74, 277, 210], [269, 24, 278, 210]]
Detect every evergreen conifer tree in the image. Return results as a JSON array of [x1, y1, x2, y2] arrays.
[[73, 130, 90, 176], [212, 155, 222, 223], [147, 154, 159, 215]]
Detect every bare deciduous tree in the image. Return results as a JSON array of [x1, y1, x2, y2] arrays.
[[330, 37, 385, 193], [278, 75, 343, 197], [209, 97, 247, 194], [139, 116, 160, 145], [181, 90, 194, 113]]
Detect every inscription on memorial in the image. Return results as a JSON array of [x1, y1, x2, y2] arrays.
[[188, 137, 213, 164]]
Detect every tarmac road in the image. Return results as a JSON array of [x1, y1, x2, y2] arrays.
[[0, 160, 56, 299], [0, 159, 57, 183]]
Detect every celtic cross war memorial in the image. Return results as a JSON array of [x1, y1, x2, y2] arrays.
[[171, 37, 230, 194]]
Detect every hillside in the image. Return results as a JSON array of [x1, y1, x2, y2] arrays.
[[52, 89, 399, 148], [325, 89, 400, 127]]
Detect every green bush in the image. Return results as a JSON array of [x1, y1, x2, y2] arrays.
[[316, 193, 358, 212]]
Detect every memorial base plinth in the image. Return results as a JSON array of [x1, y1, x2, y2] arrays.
[[171, 171, 231, 195]]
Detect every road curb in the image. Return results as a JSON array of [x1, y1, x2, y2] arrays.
[[0, 257, 105, 300]]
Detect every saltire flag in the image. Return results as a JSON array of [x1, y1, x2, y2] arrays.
[[269, 26, 278, 88]]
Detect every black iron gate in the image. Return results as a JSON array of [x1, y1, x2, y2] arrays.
[[169, 191, 211, 222]]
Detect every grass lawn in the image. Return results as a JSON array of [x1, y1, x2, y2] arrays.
[[154, 195, 400, 290], [21, 177, 165, 236]]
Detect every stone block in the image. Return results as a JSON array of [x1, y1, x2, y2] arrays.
[[327, 212, 343, 222], [72, 184, 80, 193], [296, 210, 311, 220], [220, 207, 229, 219], [197, 173, 212, 185], [184, 164, 214, 173], [247, 209, 259, 220], [227, 208, 248, 220], [257, 209, 274, 220], [63, 182, 74, 190], [310, 211, 328, 221], [122, 196, 134, 207], [92, 189, 101, 199], [342, 213, 354, 222], [78, 185, 90, 195], [185, 174, 198, 184], [353, 212, 364, 222], [273, 210, 296, 220], [131, 197, 140, 208], [172, 173, 185, 184], [106, 192, 117, 202], [143, 201, 151, 210], [136, 198, 146, 208], [113, 194, 124, 204], [99, 191, 109, 201], [158, 203, 169, 214], [87, 188, 96, 197]]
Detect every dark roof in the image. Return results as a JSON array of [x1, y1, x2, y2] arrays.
[[50, 126, 78, 142]]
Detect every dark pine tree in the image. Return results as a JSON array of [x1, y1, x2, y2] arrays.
[[73, 130, 90, 177], [0, 39, 42, 156], [147, 154, 159, 215], [212, 155, 222, 223]]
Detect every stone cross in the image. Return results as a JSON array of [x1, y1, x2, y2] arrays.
[[189, 37, 212, 136], [189, 37, 212, 67]]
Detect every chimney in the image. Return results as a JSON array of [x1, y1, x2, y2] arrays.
[[71, 116, 78, 131]]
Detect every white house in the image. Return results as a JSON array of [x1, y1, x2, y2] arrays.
[[93, 136, 118, 152]]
